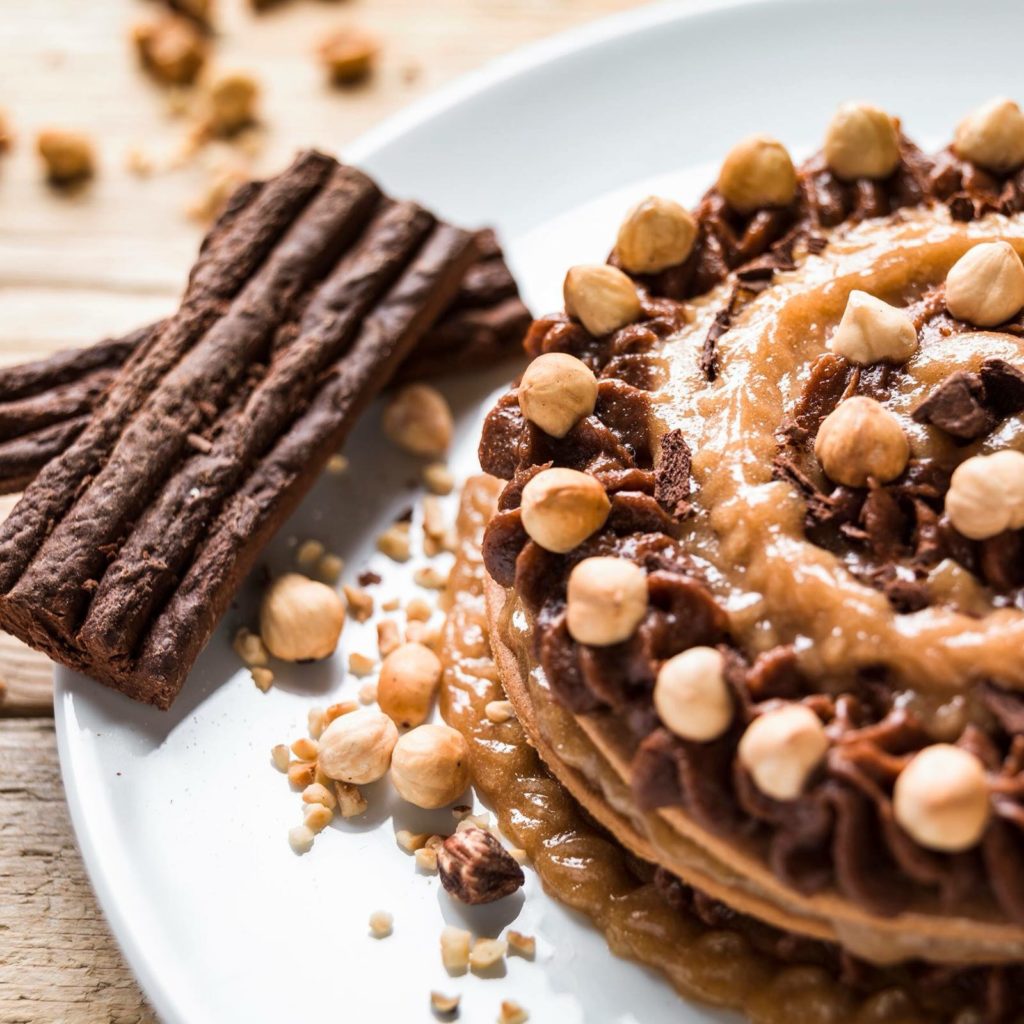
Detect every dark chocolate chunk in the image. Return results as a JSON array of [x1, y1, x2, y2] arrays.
[[654, 428, 693, 520], [912, 370, 996, 441]]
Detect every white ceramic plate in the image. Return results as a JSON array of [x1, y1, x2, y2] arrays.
[[54, 1, 1024, 1021]]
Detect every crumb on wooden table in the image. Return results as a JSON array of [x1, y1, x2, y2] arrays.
[[133, 14, 209, 86], [318, 26, 380, 86], [36, 129, 95, 185]]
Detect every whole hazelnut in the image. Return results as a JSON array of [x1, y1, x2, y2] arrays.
[[738, 704, 828, 802], [827, 290, 918, 365], [563, 264, 641, 337], [717, 135, 797, 214], [566, 556, 648, 647], [378, 642, 442, 729], [945, 241, 1024, 328], [893, 744, 990, 852], [615, 196, 698, 274], [945, 449, 1024, 540], [390, 723, 470, 808], [654, 646, 733, 742], [814, 396, 909, 487], [382, 383, 453, 458], [259, 572, 346, 661], [520, 468, 610, 554], [318, 709, 398, 784], [517, 352, 598, 438], [954, 97, 1024, 174], [823, 102, 901, 181]]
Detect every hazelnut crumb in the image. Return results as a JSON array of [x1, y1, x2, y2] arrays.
[[124, 146, 155, 177], [270, 744, 290, 773], [302, 782, 336, 809], [485, 700, 515, 724], [287, 761, 317, 788], [430, 991, 460, 1017], [291, 737, 319, 761], [415, 847, 439, 873], [499, 1001, 529, 1024], [288, 824, 315, 854], [377, 619, 401, 657], [326, 453, 349, 475], [423, 462, 454, 495], [304, 802, 334, 833], [405, 620, 428, 645], [296, 538, 325, 573], [186, 163, 248, 223], [382, 596, 401, 612], [318, 26, 379, 86], [37, 129, 95, 186], [307, 706, 327, 739], [132, 15, 208, 86], [406, 596, 432, 622], [422, 495, 447, 538], [507, 931, 536, 959], [383, 384, 453, 458], [368, 910, 393, 938], [377, 521, 412, 561], [324, 701, 358, 724], [233, 627, 269, 667], [202, 71, 260, 137], [315, 553, 344, 584], [469, 937, 507, 972], [349, 652, 377, 676], [414, 565, 449, 590], [358, 681, 378, 704], [334, 781, 368, 818], [0, 109, 13, 153], [440, 925, 472, 973], [396, 829, 431, 852], [250, 666, 274, 692], [343, 584, 374, 622]]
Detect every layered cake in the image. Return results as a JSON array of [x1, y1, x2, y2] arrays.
[[471, 98, 1024, 1020]]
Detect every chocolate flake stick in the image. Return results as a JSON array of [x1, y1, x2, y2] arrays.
[[0, 153, 331, 608], [79, 199, 436, 665], [4, 162, 381, 645], [137, 223, 477, 706]]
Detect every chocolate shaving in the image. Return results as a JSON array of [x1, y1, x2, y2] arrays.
[[653, 429, 693, 520], [912, 370, 996, 441]]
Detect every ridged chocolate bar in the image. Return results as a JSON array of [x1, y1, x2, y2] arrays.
[[0, 151, 478, 707], [0, 238, 528, 492]]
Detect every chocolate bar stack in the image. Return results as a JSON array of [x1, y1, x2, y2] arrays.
[[0, 150, 530, 708]]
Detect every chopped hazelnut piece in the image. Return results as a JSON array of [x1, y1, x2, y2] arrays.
[[37, 130, 95, 186], [414, 566, 448, 590], [469, 937, 507, 972], [133, 15, 208, 86], [381, 596, 400, 612], [391, 724, 470, 809], [325, 701, 358, 724], [315, 553, 344, 584], [945, 450, 1024, 540], [0, 109, 12, 153], [423, 462, 454, 495], [415, 847, 439, 872], [270, 744, 291, 773], [823, 102, 900, 181], [654, 646, 733, 742], [307, 706, 327, 740], [438, 828, 525, 905], [563, 264, 640, 336], [430, 991, 460, 1017], [302, 782, 336, 809], [318, 26, 379, 86], [507, 931, 535, 959], [379, 642, 442, 729], [318, 710, 398, 785], [260, 573, 346, 661], [945, 241, 1024, 327], [520, 467, 609, 554], [234, 627, 269, 666], [406, 596, 432, 622], [615, 195, 697, 274], [485, 700, 514, 724], [517, 353, 598, 438], [368, 910, 393, 938], [396, 829, 430, 852], [827, 290, 918, 365], [303, 802, 334, 833], [343, 584, 374, 622], [377, 521, 412, 561], [499, 1001, 529, 1024], [422, 495, 447, 539], [291, 737, 319, 761], [358, 681, 378, 704], [349, 652, 377, 676], [296, 538, 325, 573], [326, 453, 349, 475], [738, 704, 828, 801], [288, 824, 315, 854], [124, 146, 154, 177], [440, 925, 471, 973], [334, 781, 367, 818], [203, 71, 260, 137], [954, 97, 1024, 173], [186, 163, 247, 224], [383, 384, 453, 458], [814, 396, 909, 487], [377, 619, 401, 657], [566, 556, 648, 647], [287, 761, 317, 788], [250, 666, 274, 692], [717, 135, 797, 213]]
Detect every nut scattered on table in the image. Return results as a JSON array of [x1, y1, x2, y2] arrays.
[[517, 352, 598, 438], [37, 129, 95, 186], [133, 14, 208, 86], [823, 102, 901, 181], [259, 572, 346, 661], [368, 910, 393, 938], [440, 925, 472, 973], [271, 743, 291, 773], [317, 709, 398, 784], [383, 383, 453, 457], [717, 135, 797, 213], [423, 462, 455, 495], [391, 723, 471, 809], [430, 991, 460, 1017], [318, 26, 380, 86], [234, 627, 270, 667], [615, 195, 697, 274], [814, 396, 909, 487], [954, 96, 1024, 173], [827, 290, 918, 365], [334, 781, 367, 818], [520, 467, 610, 554], [377, 618, 401, 657], [566, 556, 648, 647], [499, 1002, 529, 1024], [202, 71, 260, 137], [738, 704, 829, 801], [377, 521, 412, 561], [437, 827, 525, 905], [343, 584, 374, 622], [288, 824, 315, 854], [563, 263, 641, 337], [378, 641, 442, 729], [468, 937, 507, 972], [945, 449, 1024, 540], [945, 240, 1024, 327]]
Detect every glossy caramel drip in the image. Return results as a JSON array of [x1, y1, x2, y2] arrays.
[[439, 475, 942, 1023]]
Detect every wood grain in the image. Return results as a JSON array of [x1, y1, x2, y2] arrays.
[[0, 0, 647, 1018]]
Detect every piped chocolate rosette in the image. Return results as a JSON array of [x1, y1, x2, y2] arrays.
[[477, 98, 1024, 1014]]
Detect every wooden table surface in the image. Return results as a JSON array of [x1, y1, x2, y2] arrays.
[[0, 1, 646, 1019]]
